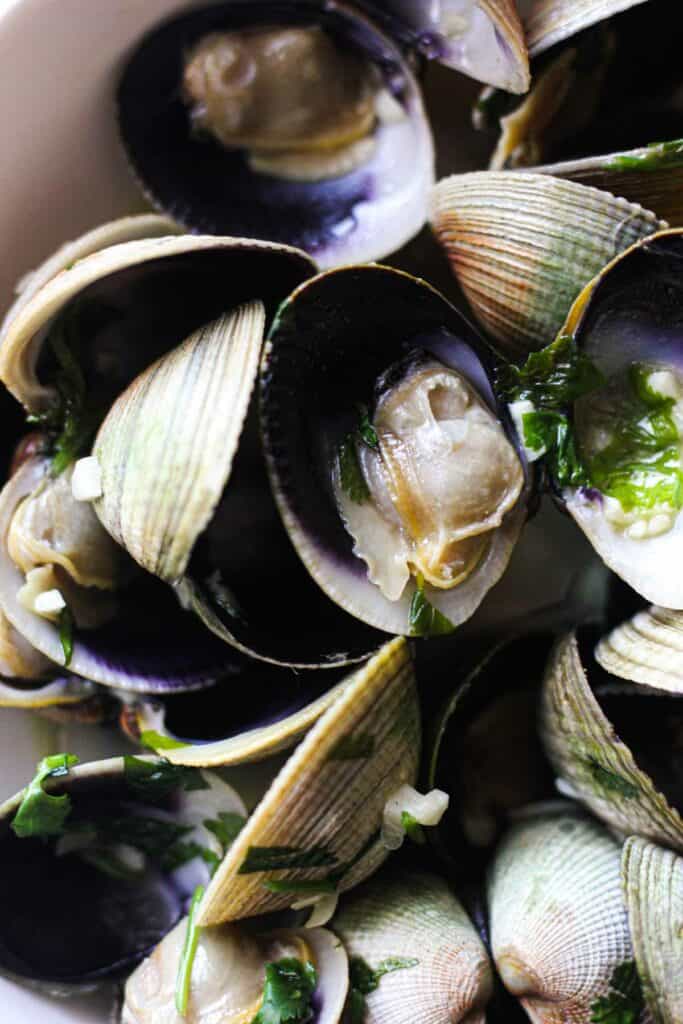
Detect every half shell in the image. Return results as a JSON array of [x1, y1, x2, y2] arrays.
[[595, 605, 683, 694], [196, 638, 419, 925], [622, 835, 683, 1024], [429, 171, 665, 358], [522, 0, 651, 58]]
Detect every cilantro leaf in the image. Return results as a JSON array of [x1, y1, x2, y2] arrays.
[[521, 410, 589, 487], [357, 404, 379, 449], [58, 606, 74, 667], [401, 811, 426, 845], [338, 435, 370, 504], [204, 811, 246, 850], [252, 958, 317, 1024], [591, 960, 644, 1024], [497, 333, 604, 409], [123, 756, 208, 798], [239, 845, 337, 874], [608, 138, 683, 172], [346, 956, 419, 1022], [11, 753, 79, 839], [139, 731, 189, 751], [175, 885, 205, 1017], [408, 581, 455, 637]]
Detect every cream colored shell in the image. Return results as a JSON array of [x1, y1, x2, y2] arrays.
[[334, 870, 493, 1024], [197, 637, 419, 926], [540, 632, 683, 851], [622, 836, 683, 1024], [522, 0, 650, 58], [595, 606, 683, 694], [488, 808, 633, 1022], [429, 172, 664, 358]]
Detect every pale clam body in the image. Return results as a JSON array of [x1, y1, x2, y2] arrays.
[[488, 808, 634, 1023], [622, 836, 683, 1024], [334, 870, 493, 1024]]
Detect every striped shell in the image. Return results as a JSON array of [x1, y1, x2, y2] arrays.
[[197, 637, 419, 926], [622, 836, 683, 1024], [333, 869, 494, 1023], [522, 0, 650, 58], [595, 606, 683, 694], [429, 172, 664, 358], [540, 632, 683, 851], [488, 807, 634, 1023]]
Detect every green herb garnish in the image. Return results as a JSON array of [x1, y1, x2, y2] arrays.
[[175, 885, 205, 1017], [251, 958, 317, 1024], [239, 845, 337, 874], [400, 811, 426, 845], [123, 756, 208, 798], [139, 731, 189, 751], [585, 759, 639, 800], [497, 333, 604, 410], [357, 404, 379, 449], [328, 732, 375, 761], [11, 753, 79, 839], [262, 878, 337, 895], [408, 577, 455, 637], [607, 138, 683, 173], [338, 435, 370, 504], [591, 961, 644, 1024], [520, 410, 589, 487], [346, 955, 419, 1022], [204, 811, 246, 850], [58, 605, 74, 667]]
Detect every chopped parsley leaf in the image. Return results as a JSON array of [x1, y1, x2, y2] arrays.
[[408, 578, 455, 637], [139, 731, 189, 751], [175, 885, 205, 1017], [58, 606, 75, 667], [401, 811, 426, 845], [338, 435, 370, 504], [251, 958, 317, 1024], [123, 756, 208, 799], [204, 811, 246, 850], [11, 753, 79, 839], [590, 960, 644, 1024]]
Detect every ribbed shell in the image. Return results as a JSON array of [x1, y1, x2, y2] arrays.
[[479, 0, 530, 92], [523, 0, 651, 58], [429, 172, 664, 358], [333, 870, 493, 1024], [94, 302, 265, 584], [534, 147, 683, 228], [622, 836, 683, 1024], [196, 637, 419, 926], [540, 632, 683, 851], [595, 606, 683, 694], [488, 808, 634, 1023]]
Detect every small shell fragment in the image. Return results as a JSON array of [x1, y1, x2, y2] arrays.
[[71, 457, 102, 502]]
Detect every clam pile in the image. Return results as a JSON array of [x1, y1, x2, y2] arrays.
[[1, 0, 682, 1021]]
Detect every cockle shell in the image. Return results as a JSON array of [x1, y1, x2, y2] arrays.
[[521, 0, 650, 58], [540, 632, 683, 851], [595, 606, 683, 694], [334, 869, 494, 1024], [429, 172, 664, 358], [196, 638, 419, 926], [622, 836, 683, 1024], [488, 807, 634, 1023]]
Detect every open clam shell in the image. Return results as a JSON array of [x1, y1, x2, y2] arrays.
[[0, 754, 245, 993], [361, 0, 530, 93], [333, 868, 494, 1024], [117, 1, 434, 268], [196, 638, 419, 926], [540, 630, 683, 851], [622, 836, 683, 1024], [595, 605, 683, 694], [428, 631, 556, 868], [0, 672, 95, 710], [122, 921, 348, 1024], [121, 659, 357, 768], [488, 806, 635, 1021], [429, 171, 665, 359], [557, 229, 683, 607], [261, 264, 532, 636]]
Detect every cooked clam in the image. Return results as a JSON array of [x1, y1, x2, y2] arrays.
[[261, 265, 531, 635], [488, 806, 637, 1022], [541, 629, 683, 851], [117, 2, 434, 267], [0, 754, 245, 992]]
